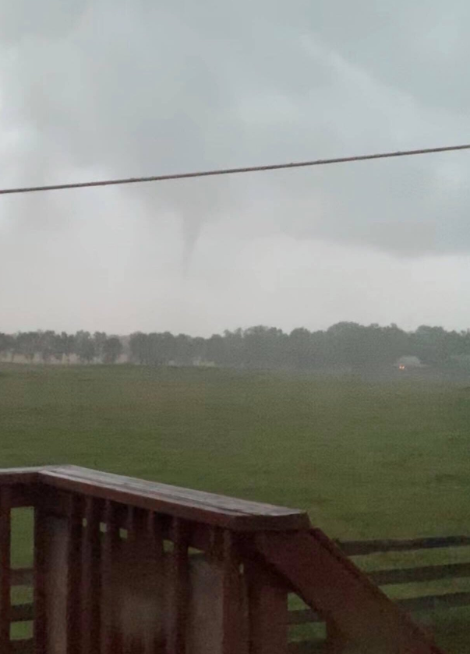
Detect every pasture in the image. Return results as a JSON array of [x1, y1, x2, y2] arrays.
[[1, 363, 470, 650]]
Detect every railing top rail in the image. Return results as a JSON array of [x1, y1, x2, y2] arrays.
[[0, 467, 44, 484], [1, 465, 309, 532]]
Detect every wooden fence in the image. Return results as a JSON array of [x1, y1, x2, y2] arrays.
[[0, 466, 448, 653]]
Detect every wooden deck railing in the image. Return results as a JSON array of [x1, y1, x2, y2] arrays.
[[289, 533, 470, 649], [0, 466, 446, 653]]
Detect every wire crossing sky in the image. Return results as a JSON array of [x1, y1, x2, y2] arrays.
[[0, 143, 469, 196]]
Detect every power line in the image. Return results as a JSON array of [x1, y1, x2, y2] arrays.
[[1, 142, 470, 196]]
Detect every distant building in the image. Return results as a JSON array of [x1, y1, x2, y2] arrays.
[[394, 355, 423, 370]]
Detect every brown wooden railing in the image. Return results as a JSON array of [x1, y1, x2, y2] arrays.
[[0, 466, 445, 653], [289, 534, 470, 649]]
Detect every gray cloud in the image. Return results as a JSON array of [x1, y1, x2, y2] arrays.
[[1, 0, 470, 333]]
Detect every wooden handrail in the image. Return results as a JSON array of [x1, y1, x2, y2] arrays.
[[0, 467, 453, 653], [37, 465, 310, 532]]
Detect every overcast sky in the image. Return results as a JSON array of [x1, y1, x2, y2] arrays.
[[1, 1, 470, 335]]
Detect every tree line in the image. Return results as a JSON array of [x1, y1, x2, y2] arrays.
[[0, 331, 123, 364], [1, 323, 470, 371]]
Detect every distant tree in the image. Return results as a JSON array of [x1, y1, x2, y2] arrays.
[[411, 326, 449, 366], [2, 322, 469, 372], [288, 328, 314, 369], [0, 333, 14, 360], [59, 332, 76, 363], [136, 332, 177, 366], [243, 326, 286, 369], [191, 337, 206, 364], [38, 331, 57, 363], [222, 329, 244, 367], [129, 332, 149, 365], [174, 334, 192, 366], [102, 337, 123, 364], [16, 332, 40, 362], [9, 334, 20, 362], [159, 332, 176, 365], [206, 334, 225, 365], [93, 332, 108, 362], [146, 333, 160, 366], [74, 331, 96, 364]]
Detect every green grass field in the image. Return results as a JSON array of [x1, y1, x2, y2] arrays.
[[1, 363, 470, 650]]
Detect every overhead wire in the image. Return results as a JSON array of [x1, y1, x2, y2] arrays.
[[1, 143, 470, 196]]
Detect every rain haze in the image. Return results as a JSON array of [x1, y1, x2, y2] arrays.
[[1, 0, 470, 335], [4, 7, 470, 650]]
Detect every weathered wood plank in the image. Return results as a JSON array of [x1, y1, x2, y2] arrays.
[[148, 512, 165, 654], [82, 497, 101, 654], [257, 529, 443, 654], [0, 488, 11, 653], [220, 530, 246, 654], [108, 507, 167, 654], [43, 515, 69, 654], [35, 488, 72, 518], [0, 469, 43, 484], [67, 495, 82, 654], [122, 507, 162, 654], [33, 507, 48, 654], [247, 563, 288, 654], [168, 519, 189, 654], [10, 485, 39, 509], [102, 501, 123, 654], [39, 467, 309, 532]]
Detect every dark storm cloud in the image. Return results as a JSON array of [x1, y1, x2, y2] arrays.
[[1, 0, 469, 332]]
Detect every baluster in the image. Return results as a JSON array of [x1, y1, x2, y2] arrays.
[[126, 507, 148, 654], [66, 495, 82, 654], [220, 530, 246, 654], [102, 501, 123, 654], [82, 497, 101, 654], [0, 488, 11, 654], [148, 512, 165, 654], [246, 560, 288, 654], [33, 504, 47, 654], [167, 519, 189, 654]]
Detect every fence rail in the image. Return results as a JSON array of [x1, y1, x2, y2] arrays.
[[339, 535, 470, 556]]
